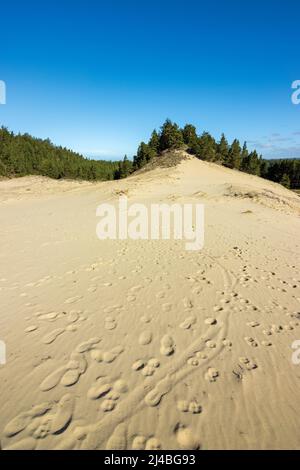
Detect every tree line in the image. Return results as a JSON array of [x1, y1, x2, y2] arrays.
[[1, 122, 299, 189], [0, 127, 122, 181], [132, 119, 300, 189], [260, 158, 300, 189]]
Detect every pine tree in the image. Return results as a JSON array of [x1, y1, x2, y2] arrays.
[[226, 139, 241, 169], [241, 141, 248, 164], [216, 133, 229, 163], [197, 132, 216, 161], [133, 142, 156, 170], [159, 119, 184, 151], [280, 173, 291, 188], [148, 130, 160, 154], [116, 155, 132, 179], [182, 124, 198, 147], [241, 150, 261, 175]]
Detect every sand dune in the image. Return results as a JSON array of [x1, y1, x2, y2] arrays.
[[1, 155, 300, 450]]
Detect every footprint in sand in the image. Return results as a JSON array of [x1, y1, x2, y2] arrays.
[[3, 395, 74, 446], [176, 426, 200, 450], [177, 400, 202, 414], [145, 376, 172, 407], [138, 330, 153, 346], [187, 357, 199, 367], [180, 316, 196, 330], [3, 403, 52, 438], [145, 437, 162, 450], [245, 337, 258, 347], [130, 285, 143, 293], [37, 311, 61, 322], [103, 345, 124, 363], [263, 329, 272, 336], [87, 380, 112, 400], [67, 311, 80, 324], [177, 400, 190, 412], [132, 359, 145, 371], [90, 345, 124, 364], [40, 367, 67, 392], [196, 351, 208, 360], [141, 314, 152, 324], [100, 399, 116, 412], [247, 321, 260, 328], [76, 337, 101, 353], [140, 359, 160, 377], [132, 435, 147, 450], [160, 335, 175, 356], [238, 357, 257, 370], [40, 352, 87, 391], [206, 340, 217, 349], [271, 325, 283, 334], [105, 316, 117, 331], [87, 285, 97, 293], [183, 298, 193, 309], [205, 318, 217, 326], [90, 350, 104, 362], [66, 324, 78, 332], [50, 394, 75, 434], [205, 368, 219, 382], [27, 415, 53, 439], [42, 328, 65, 345], [261, 340, 272, 347], [25, 325, 38, 333], [113, 379, 128, 393], [64, 295, 83, 305], [60, 369, 81, 387]]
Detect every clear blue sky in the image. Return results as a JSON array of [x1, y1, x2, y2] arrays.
[[1, 0, 300, 160]]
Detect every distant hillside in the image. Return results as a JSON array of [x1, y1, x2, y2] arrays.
[[0, 127, 121, 181], [261, 158, 300, 189]]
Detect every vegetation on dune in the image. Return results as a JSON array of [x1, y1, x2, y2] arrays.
[[133, 119, 300, 189], [0, 127, 123, 181], [1, 121, 299, 189]]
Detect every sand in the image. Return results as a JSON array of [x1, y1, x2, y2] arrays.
[[0, 154, 300, 450]]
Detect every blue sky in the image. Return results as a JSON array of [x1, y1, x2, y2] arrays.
[[1, 0, 300, 160]]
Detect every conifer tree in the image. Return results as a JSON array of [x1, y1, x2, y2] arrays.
[[280, 173, 291, 188], [133, 142, 156, 170], [197, 132, 216, 161], [216, 133, 229, 163], [226, 139, 242, 169], [159, 119, 184, 151], [148, 130, 160, 154], [182, 124, 198, 147]]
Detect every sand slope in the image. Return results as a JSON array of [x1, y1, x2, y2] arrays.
[[0, 155, 300, 450]]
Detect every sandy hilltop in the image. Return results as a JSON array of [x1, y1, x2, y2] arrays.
[[0, 152, 300, 450]]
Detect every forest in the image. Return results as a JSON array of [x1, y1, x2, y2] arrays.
[[133, 120, 300, 189], [0, 127, 121, 181], [1, 122, 299, 189]]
